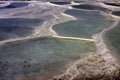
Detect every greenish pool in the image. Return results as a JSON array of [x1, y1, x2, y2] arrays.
[[0, 37, 96, 80], [104, 22, 120, 57], [53, 9, 112, 39]]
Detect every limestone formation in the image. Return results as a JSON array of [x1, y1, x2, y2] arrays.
[[52, 53, 120, 80]]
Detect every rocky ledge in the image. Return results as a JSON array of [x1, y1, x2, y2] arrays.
[[52, 53, 120, 80]]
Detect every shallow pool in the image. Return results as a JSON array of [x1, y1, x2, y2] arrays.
[[0, 37, 96, 80], [0, 18, 44, 41], [104, 22, 120, 60], [53, 9, 112, 39]]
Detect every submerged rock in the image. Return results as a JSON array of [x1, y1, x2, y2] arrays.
[[52, 53, 120, 80]]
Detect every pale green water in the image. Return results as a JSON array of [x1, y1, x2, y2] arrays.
[[53, 9, 112, 38], [104, 22, 120, 60], [0, 37, 96, 80]]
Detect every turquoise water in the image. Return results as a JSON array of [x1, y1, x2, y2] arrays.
[[0, 37, 96, 80], [53, 9, 112, 38]]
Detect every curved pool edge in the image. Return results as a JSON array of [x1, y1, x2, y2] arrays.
[[51, 19, 120, 80]]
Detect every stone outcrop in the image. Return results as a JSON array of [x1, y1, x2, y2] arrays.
[[52, 53, 120, 80]]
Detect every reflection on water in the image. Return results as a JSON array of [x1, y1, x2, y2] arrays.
[[0, 37, 96, 80], [53, 9, 112, 38], [0, 18, 44, 41]]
